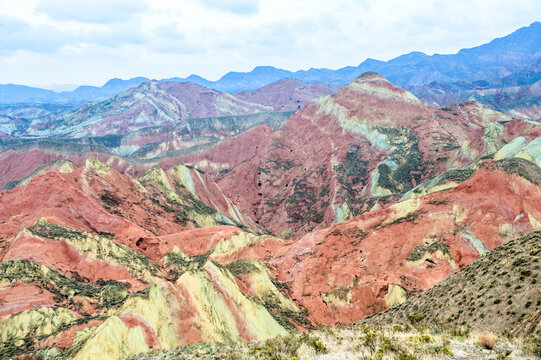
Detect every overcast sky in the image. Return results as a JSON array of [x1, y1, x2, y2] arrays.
[[1, 0, 539, 88]]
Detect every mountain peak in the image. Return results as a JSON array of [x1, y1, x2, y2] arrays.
[[345, 72, 423, 105], [252, 65, 279, 71], [355, 71, 386, 81]]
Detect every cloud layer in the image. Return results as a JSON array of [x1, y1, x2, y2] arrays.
[[0, 0, 539, 87]]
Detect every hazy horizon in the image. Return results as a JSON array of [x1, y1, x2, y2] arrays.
[[1, 0, 540, 88]]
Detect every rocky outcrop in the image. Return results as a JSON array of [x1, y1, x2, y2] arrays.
[[1, 74, 540, 360]]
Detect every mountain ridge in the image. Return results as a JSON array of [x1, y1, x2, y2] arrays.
[[2, 22, 539, 104]]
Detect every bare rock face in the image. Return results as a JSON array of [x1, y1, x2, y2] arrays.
[[180, 73, 541, 238]]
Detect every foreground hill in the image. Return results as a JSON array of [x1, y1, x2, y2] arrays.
[[254, 155, 541, 325], [181, 73, 541, 237], [365, 230, 541, 337]]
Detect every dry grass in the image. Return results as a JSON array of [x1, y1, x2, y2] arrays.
[[477, 333, 497, 350], [126, 323, 539, 359]]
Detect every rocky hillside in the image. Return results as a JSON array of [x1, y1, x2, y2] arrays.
[[180, 73, 541, 238], [0, 158, 304, 359], [0, 110, 294, 190], [366, 230, 541, 337], [0, 147, 140, 190], [0, 73, 540, 360], [252, 155, 541, 326], [26, 81, 274, 137]]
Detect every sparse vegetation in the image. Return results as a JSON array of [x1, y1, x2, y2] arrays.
[[123, 322, 541, 360]]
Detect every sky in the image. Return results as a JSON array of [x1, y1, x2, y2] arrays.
[[0, 0, 540, 88]]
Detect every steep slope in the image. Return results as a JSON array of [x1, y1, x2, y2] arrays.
[[0, 159, 303, 359], [0, 146, 141, 190], [252, 156, 541, 326], [182, 73, 540, 237], [366, 230, 541, 337], [0, 157, 259, 235], [0, 111, 293, 189], [1, 158, 77, 190], [138, 164, 263, 232], [22, 79, 338, 139], [1, 139, 541, 359], [120, 111, 293, 160]]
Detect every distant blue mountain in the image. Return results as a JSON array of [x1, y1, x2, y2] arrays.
[[69, 77, 151, 101], [0, 84, 58, 104], [198, 21, 541, 92], [0, 77, 152, 105], [1, 22, 539, 103]]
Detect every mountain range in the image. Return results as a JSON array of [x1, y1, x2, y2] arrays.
[[1, 22, 539, 104]]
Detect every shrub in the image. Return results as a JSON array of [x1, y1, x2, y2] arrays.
[[397, 352, 418, 360], [407, 313, 426, 324], [477, 334, 497, 350]]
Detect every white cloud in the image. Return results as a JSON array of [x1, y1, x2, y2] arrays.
[[0, 0, 539, 86], [35, 0, 148, 23], [200, 0, 259, 15]]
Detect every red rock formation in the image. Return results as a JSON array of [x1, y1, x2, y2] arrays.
[[213, 158, 541, 324], [180, 74, 540, 238], [28, 81, 278, 137]]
